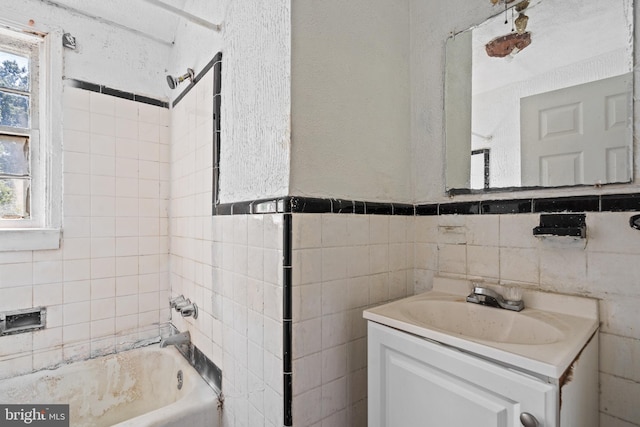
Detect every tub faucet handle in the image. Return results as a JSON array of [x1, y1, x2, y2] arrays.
[[170, 295, 186, 309], [180, 302, 198, 319]]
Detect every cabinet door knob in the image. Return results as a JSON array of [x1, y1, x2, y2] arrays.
[[520, 412, 539, 427]]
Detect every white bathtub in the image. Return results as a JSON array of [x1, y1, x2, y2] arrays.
[[0, 345, 220, 427]]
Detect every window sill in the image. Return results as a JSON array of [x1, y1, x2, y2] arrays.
[[0, 228, 61, 251]]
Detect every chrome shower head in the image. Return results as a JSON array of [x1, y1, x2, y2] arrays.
[[166, 68, 195, 89]]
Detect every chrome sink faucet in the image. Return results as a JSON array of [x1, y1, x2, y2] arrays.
[[466, 286, 524, 312]]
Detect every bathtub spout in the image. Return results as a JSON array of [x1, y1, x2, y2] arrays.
[[160, 331, 191, 348]]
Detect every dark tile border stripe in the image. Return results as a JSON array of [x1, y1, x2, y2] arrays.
[[439, 201, 480, 215], [532, 196, 600, 213], [213, 197, 417, 216], [213, 193, 640, 217], [282, 213, 293, 426], [602, 193, 640, 211], [172, 55, 221, 108], [481, 199, 532, 215], [415, 193, 640, 216], [65, 78, 169, 108]]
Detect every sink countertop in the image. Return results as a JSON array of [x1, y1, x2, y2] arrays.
[[363, 277, 599, 379]]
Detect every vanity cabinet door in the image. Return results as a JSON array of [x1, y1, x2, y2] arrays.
[[368, 322, 558, 427]]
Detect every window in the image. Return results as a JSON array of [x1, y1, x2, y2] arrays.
[[0, 25, 62, 251], [0, 34, 39, 222]]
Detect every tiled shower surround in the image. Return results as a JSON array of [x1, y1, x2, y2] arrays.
[[0, 85, 171, 378]]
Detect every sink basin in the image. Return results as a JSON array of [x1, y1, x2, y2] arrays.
[[404, 300, 564, 345], [363, 277, 599, 378]]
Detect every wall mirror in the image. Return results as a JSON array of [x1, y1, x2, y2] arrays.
[[445, 0, 634, 193]]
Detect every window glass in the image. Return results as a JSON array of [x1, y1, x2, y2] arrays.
[[0, 178, 29, 218], [0, 91, 29, 128], [0, 135, 30, 219], [0, 135, 29, 175], [0, 51, 29, 91], [0, 51, 30, 128]]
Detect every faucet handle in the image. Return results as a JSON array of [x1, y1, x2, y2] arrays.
[[504, 286, 523, 303], [180, 302, 198, 319], [170, 295, 186, 309]]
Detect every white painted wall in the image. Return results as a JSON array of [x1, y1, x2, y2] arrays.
[[218, 0, 291, 203], [1, 0, 172, 99], [167, 0, 224, 102], [290, 0, 412, 203]]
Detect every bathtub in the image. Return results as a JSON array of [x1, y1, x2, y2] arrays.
[[0, 345, 220, 427]]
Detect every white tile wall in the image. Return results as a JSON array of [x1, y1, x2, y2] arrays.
[[170, 67, 284, 427], [0, 86, 170, 379], [415, 211, 640, 426], [211, 214, 284, 427], [292, 214, 414, 427]]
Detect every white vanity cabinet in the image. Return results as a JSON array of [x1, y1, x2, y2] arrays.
[[368, 322, 598, 427], [364, 277, 599, 427], [368, 322, 556, 426]]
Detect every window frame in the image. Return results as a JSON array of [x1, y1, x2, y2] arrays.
[[0, 24, 62, 251]]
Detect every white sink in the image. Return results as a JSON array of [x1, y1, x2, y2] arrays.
[[363, 277, 599, 378], [404, 299, 564, 345]]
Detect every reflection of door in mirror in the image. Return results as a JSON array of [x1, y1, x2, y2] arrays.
[[444, 0, 634, 192], [521, 73, 632, 187]]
